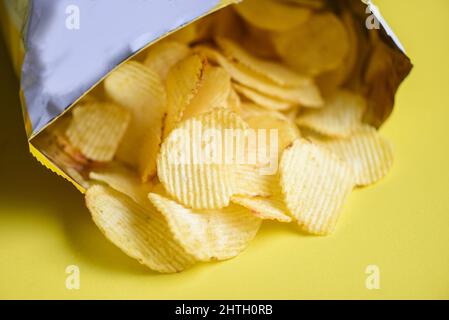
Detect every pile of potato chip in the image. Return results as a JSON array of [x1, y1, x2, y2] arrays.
[[44, 0, 395, 273]]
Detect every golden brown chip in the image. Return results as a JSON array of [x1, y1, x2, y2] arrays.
[[280, 139, 354, 235], [66, 102, 130, 162], [89, 164, 155, 207], [206, 7, 245, 41], [104, 61, 167, 180], [216, 37, 310, 87], [241, 24, 279, 59], [316, 11, 359, 95], [157, 108, 249, 209], [233, 83, 294, 111], [86, 185, 196, 273], [163, 54, 207, 138], [311, 126, 394, 187], [233, 165, 280, 197], [143, 41, 191, 80], [182, 65, 232, 120], [226, 87, 242, 113], [231, 172, 292, 223], [272, 12, 349, 76], [284, 0, 327, 9], [148, 192, 261, 261], [231, 194, 292, 223], [166, 22, 202, 45], [234, 0, 311, 32], [138, 122, 165, 182], [245, 111, 301, 153], [296, 90, 366, 138], [237, 103, 271, 120], [196, 46, 323, 107]]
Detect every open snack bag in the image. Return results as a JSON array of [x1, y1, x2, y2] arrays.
[[1, 0, 412, 273]]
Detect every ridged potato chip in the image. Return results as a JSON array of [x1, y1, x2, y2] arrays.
[[234, 0, 311, 32], [144, 41, 191, 80], [163, 54, 207, 138], [216, 37, 310, 87], [182, 65, 232, 120], [34, 128, 90, 187], [311, 126, 394, 187], [234, 165, 279, 197], [233, 83, 294, 111], [273, 12, 349, 76], [158, 109, 248, 209], [231, 194, 292, 223], [196, 46, 323, 107], [149, 192, 261, 261], [86, 185, 196, 273], [66, 102, 130, 162], [231, 173, 292, 223], [89, 164, 155, 207], [296, 90, 366, 138], [280, 139, 354, 235], [245, 111, 300, 153], [104, 61, 167, 180]]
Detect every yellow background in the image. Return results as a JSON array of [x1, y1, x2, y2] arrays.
[[1, 0, 448, 300]]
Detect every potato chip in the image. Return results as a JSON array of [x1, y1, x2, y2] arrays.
[[234, 0, 311, 32], [182, 66, 231, 120], [280, 139, 354, 235], [34, 128, 90, 188], [66, 102, 130, 162], [196, 46, 323, 107], [296, 90, 366, 138], [166, 22, 200, 45], [216, 37, 310, 87], [207, 7, 245, 41], [233, 83, 294, 111], [143, 41, 191, 80], [283, 106, 300, 122], [233, 165, 279, 197], [86, 185, 196, 273], [138, 122, 165, 182], [273, 12, 349, 76], [104, 61, 166, 180], [158, 108, 248, 209], [47, 117, 90, 167], [316, 11, 359, 96], [311, 126, 394, 187], [284, 0, 327, 9], [148, 192, 261, 261], [226, 87, 242, 113], [232, 170, 292, 223], [163, 54, 207, 138], [89, 164, 155, 207], [245, 112, 300, 153], [241, 24, 278, 59], [231, 194, 292, 223], [237, 102, 271, 120]]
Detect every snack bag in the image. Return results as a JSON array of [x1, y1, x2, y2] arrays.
[[0, 0, 412, 272]]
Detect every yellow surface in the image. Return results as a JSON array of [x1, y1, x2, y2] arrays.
[[1, 0, 449, 300]]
